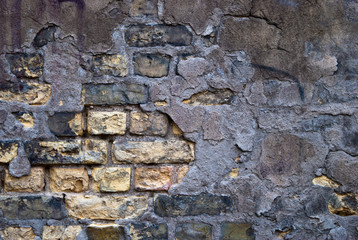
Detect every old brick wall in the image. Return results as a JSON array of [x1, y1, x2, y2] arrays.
[[0, 0, 358, 239]]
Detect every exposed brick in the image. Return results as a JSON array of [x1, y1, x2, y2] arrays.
[[6, 53, 44, 78], [0, 141, 18, 163], [0, 227, 36, 240], [50, 167, 89, 192], [220, 223, 255, 240], [87, 224, 125, 240], [25, 139, 107, 165], [87, 111, 126, 135], [0, 196, 66, 219], [329, 193, 358, 216], [176, 165, 189, 183], [92, 167, 131, 192], [13, 112, 34, 128], [91, 54, 128, 77], [5, 167, 45, 192], [33, 26, 56, 48], [65, 195, 148, 220], [125, 25, 192, 47], [130, 0, 157, 17], [154, 193, 233, 217], [42, 226, 82, 240], [48, 112, 83, 136], [112, 140, 195, 164], [135, 167, 172, 191], [0, 82, 52, 105], [182, 89, 234, 105], [130, 111, 168, 136], [82, 83, 148, 105], [175, 223, 212, 240], [129, 223, 168, 240], [133, 53, 170, 78]]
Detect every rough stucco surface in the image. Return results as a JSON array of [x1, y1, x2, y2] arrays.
[[0, 0, 358, 239]]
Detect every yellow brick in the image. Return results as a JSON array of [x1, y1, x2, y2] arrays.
[[0, 142, 18, 163], [92, 167, 131, 192], [0, 227, 35, 240], [42, 226, 82, 240], [5, 167, 44, 192], [88, 111, 126, 135], [135, 167, 172, 191], [50, 167, 89, 192]]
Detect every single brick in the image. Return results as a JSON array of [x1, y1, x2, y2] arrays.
[[13, 112, 34, 128], [48, 112, 83, 136], [133, 54, 170, 78], [0, 196, 66, 220], [130, 111, 168, 136], [42, 226, 82, 240], [50, 167, 89, 192], [135, 167, 172, 191], [175, 223, 212, 240], [154, 193, 233, 217], [0, 141, 18, 163], [129, 223, 168, 240], [87, 111, 126, 135], [182, 89, 234, 105], [112, 140, 194, 164], [5, 167, 45, 192], [91, 54, 128, 77], [92, 167, 131, 192], [220, 223, 255, 240], [33, 26, 56, 48], [176, 165, 189, 183], [0, 82, 52, 105], [82, 83, 148, 105], [87, 224, 125, 240], [125, 25, 192, 47], [130, 0, 157, 16], [0, 227, 35, 240], [65, 195, 148, 220], [25, 139, 107, 165], [6, 53, 44, 78]]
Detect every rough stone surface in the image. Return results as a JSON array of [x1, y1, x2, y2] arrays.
[[6, 53, 44, 78], [82, 83, 148, 105], [129, 223, 168, 240], [50, 167, 89, 192], [87, 111, 126, 135], [130, 111, 168, 136], [175, 223, 212, 240], [0, 141, 18, 163], [220, 223, 255, 240], [182, 89, 234, 105], [154, 193, 233, 217], [133, 54, 170, 78], [92, 167, 131, 192], [5, 167, 44, 192], [48, 112, 83, 136], [65, 195, 148, 220], [329, 193, 358, 216], [0, 227, 36, 240], [113, 140, 195, 164], [33, 26, 56, 48], [125, 25, 192, 47], [9, 145, 31, 177], [42, 226, 82, 240], [0, 196, 66, 220], [91, 54, 128, 77], [87, 224, 125, 240], [135, 167, 172, 191], [14, 112, 34, 128]]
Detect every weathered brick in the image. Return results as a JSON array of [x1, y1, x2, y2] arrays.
[[25, 139, 107, 165], [5, 167, 45, 192], [135, 167, 172, 191], [220, 223, 255, 240], [133, 54, 170, 78], [0, 196, 66, 219], [65, 195, 148, 220], [182, 89, 234, 105], [50, 167, 89, 192], [125, 25, 192, 47], [87, 111, 126, 135], [0, 141, 18, 163], [48, 112, 83, 136], [312, 175, 339, 188], [130, 0, 157, 16], [6, 53, 44, 78], [92, 167, 131, 192], [329, 193, 358, 216], [33, 26, 56, 48], [175, 223, 212, 240], [154, 193, 233, 217], [130, 111, 168, 136], [0, 227, 36, 240], [0, 82, 52, 105], [87, 224, 125, 240], [112, 140, 195, 164], [42, 226, 82, 240], [129, 223, 168, 240], [82, 83, 148, 105], [176, 165, 189, 183], [13, 112, 34, 128], [91, 54, 128, 77]]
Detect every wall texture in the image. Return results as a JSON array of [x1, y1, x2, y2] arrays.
[[0, 0, 358, 239]]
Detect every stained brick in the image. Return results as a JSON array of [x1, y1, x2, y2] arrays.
[[48, 112, 83, 136], [50, 167, 89, 192], [130, 111, 168, 136], [129, 223, 168, 240], [87, 224, 125, 240], [6, 53, 44, 78], [92, 167, 131, 192], [133, 54, 170, 78], [87, 111, 126, 135]]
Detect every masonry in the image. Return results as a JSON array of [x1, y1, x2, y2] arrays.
[[0, 0, 358, 239]]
